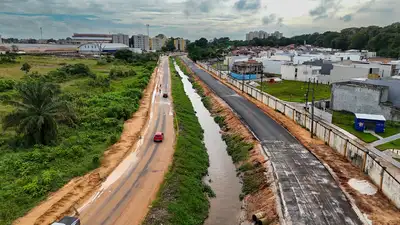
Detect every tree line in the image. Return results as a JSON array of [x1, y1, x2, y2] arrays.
[[187, 22, 400, 61]]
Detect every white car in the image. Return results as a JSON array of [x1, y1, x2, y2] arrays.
[[51, 216, 81, 225]]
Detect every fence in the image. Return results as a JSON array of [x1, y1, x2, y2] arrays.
[[197, 61, 400, 209]]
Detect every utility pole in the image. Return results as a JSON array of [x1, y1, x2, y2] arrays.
[[311, 78, 316, 138], [242, 72, 245, 92], [260, 67, 264, 102], [305, 78, 311, 110]]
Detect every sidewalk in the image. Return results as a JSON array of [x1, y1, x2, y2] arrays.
[[371, 133, 400, 147]]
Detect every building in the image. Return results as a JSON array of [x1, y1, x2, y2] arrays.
[[271, 31, 283, 39], [0, 35, 2, 44], [246, 30, 269, 41], [354, 113, 386, 133], [78, 43, 129, 54], [231, 60, 263, 80], [331, 81, 400, 121], [132, 34, 149, 51], [71, 33, 112, 45], [174, 38, 186, 51], [112, 33, 129, 46], [150, 37, 166, 51], [281, 63, 322, 82], [0, 46, 9, 54]]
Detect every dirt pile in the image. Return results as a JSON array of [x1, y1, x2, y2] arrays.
[[201, 65, 400, 225], [13, 66, 159, 225], [180, 61, 279, 225]]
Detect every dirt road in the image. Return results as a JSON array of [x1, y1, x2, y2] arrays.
[[77, 56, 175, 225]]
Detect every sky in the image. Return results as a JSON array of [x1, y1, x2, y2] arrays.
[[0, 0, 398, 41]]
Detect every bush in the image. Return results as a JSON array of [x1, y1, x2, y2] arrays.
[[96, 59, 107, 65], [0, 79, 15, 92], [108, 67, 137, 80]]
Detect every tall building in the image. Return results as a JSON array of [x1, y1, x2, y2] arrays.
[[132, 34, 149, 51], [174, 38, 186, 51], [272, 31, 283, 39], [0, 35, 2, 44], [245, 31, 269, 41], [71, 33, 112, 44], [150, 36, 167, 51], [112, 33, 129, 46]]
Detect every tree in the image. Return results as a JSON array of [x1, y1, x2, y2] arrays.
[[11, 45, 19, 52], [163, 38, 176, 52], [21, 63, 31, 74], [2, 80, 76, 145]]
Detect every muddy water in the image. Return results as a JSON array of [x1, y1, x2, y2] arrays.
[[174, 61, 242, 225]]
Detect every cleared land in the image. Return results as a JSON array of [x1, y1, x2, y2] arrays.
[[332, 111, 400, 143], [258, 80, 331, 102], [0, 55, 156, 225]]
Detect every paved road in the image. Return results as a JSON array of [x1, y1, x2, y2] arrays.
[[78, 57, 175, 225], [181, 56, 362, 225]]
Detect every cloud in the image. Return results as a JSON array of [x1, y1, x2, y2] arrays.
[[309, 0, 340, 21], [261, 14, 284, 26], [340, 14, 352, 22], [234, 0, 261, 11]]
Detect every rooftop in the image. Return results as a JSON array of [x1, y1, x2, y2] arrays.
[[355, 113, 386, 121]]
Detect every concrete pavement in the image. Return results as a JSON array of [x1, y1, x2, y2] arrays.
[[181, 56, 362, 225], [371, 133, 400, 147]]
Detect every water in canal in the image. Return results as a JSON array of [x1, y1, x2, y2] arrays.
[[174, 61, 242, 225]]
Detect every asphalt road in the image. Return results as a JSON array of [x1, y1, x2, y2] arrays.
[[78, 57, 175, 225], [181, 56, 363, 225]]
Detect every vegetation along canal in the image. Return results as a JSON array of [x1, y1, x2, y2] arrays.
[[174, 60, 242, 224]]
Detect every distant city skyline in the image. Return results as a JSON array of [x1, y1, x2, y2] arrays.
[[0, 0, 399, 40]]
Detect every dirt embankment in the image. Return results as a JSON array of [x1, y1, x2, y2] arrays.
[[180, 61, 279, 225], [13, 65, 159, 225], [201, 65, 400, 225]]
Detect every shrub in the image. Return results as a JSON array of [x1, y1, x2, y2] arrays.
[[0, 79, 15, 92]]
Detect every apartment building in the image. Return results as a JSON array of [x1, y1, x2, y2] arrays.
[[132, 34, 149, 51], [174, 38, 186, 51], [112, 33, 129, 46]]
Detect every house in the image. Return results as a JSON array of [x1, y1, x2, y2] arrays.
[[281, 60, 333, 82], [331, 81, 400, 121]]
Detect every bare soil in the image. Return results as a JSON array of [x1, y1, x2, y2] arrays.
[[13, 66, 158, 225], [201, 65, 400, 225], [183, 62, 279, 224]]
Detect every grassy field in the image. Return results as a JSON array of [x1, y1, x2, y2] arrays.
[[257, 80, 331, 102], [0, 55, 116, 79], [0, 55, 156, 225], [332, 111, 379, 143], [376, 138, 400, 151], [143, 58, 210, 225]]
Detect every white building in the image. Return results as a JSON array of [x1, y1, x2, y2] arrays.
[[150, 37, 166, 51], [281, 63, 322, 82], [224, 55, 249, 70], [254, 57, 287, 75], [78, 43, 129, 54], [112, 33, 129, 46], [132, 34, 149, 51], [0, 35, 2, 44]]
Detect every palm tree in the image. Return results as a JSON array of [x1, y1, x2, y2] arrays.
[[2, 80, 76, 145]]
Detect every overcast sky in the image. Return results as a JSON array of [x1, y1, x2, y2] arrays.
[[0, 0, 398, 40]]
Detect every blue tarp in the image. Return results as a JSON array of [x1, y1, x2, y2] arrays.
[[231, 72, 257, 80]]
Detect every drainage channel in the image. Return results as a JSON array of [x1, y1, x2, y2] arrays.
[[174, 61, 242, 224]]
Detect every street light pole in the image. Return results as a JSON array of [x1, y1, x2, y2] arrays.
[[311, 78, 316, 138]]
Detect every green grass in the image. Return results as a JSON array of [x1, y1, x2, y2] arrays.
[[332, 111, 379, 143], [376, 138, 400, 151], [143, 57, 210, 225], [0, 55, 114, 80], [0, 56, 156, 225], [332, 111, 400, 143], [257, 80, 331, 102]]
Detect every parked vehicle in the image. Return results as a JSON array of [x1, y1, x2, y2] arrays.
[[163, 93, 168, 98], [153, 132, 164, 142], [51, 216, 81, 225]]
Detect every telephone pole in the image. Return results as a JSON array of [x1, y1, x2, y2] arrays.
[[305, 78, 311, 110], [310, 78, 316, 138]]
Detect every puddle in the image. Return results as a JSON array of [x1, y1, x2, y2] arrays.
[[174, 61, 242, 225]]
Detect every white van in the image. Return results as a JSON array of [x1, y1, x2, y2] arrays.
[[51, 216, 81, 225]]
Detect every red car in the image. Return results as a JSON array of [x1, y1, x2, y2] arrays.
[[153, 132, 164, 142]]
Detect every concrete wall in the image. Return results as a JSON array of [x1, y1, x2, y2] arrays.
[[331, 83, 382, 113], [197, 61, 400, 209], [331, 83, 400, 121]]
